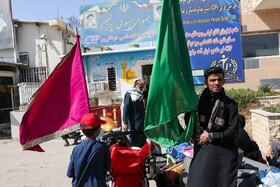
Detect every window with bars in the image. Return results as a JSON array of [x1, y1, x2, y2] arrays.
[[19, 67, 47, 83], [107, 67, 116, 91]]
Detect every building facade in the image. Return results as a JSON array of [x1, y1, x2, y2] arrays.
[[0, 18, 77, 125], [85, 0, 280, 104], [4, 0, 280, 130], [224, 0, 280, 90]]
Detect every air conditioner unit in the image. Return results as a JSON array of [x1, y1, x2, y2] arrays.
[[88, 82, 108, 93]]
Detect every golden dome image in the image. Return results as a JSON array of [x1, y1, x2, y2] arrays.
[[126, 67, 137, 80], [122, 56, 138, 83], [101, 117, 117, 132]]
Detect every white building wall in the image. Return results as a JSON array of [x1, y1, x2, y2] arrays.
[[0, 48, 14, 59], [15, 21, 74, 73], [16, 22, 46, 67]]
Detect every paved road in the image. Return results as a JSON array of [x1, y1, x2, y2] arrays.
[[0, 138, 159, 187]]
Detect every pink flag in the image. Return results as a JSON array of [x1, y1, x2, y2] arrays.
[[20, 35, 90, 152]]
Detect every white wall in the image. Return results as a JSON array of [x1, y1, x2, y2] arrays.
[[10, 110, 25, 140], [15, 21, 69, 73], [10, 21, 74, 73], [0, 48, 14, 59]]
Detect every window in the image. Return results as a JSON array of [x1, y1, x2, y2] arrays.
[[92, 67, 107, 81], [107, 67, 116, 91], [242, 33, 279, 58], [19, 52, 29, 65], [92, 66, 116, 91]]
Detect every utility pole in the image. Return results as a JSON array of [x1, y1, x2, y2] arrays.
[[56, 7, 59, 19]]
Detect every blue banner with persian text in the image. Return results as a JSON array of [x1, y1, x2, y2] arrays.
[[180, 0, 244, 83], [80, 0, 161, 47]]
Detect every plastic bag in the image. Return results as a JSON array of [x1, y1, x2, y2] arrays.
[[261, 171, 280, 187]]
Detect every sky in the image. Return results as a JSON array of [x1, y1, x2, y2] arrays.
[[11, 0, 160, 22], [10, 0, 153, 49], [11, 0, 86, 21]]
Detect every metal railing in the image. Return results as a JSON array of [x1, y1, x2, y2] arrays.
[[19, 67, 47, 83], [18, 83, 41, 105]]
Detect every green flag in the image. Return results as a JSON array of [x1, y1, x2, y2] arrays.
[[144, 0, 199, 147]]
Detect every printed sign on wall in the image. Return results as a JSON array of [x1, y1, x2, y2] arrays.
[[80, 0, 162, 47], [180, 0, 244, 83], [82, 0, 244, 85]]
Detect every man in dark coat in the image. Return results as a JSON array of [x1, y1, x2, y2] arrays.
[[122, 79, 147, 148], [187, 67, 239, 187]]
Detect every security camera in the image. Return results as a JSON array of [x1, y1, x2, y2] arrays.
[[40, 34, 47, 40]]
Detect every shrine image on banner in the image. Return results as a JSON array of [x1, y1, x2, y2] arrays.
[[80, 0, 162, 47], [181, 0, 244, 84]]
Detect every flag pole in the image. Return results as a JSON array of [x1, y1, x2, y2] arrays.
[[75, 28, 78, 36], [70, 17, 91, 112]]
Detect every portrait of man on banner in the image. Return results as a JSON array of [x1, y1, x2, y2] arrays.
[[153, 3, 162, 22], [80, 0, 161, 47], [84, 11, 97, 30]]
